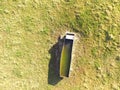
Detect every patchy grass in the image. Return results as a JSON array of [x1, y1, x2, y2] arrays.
[[0, 0, 120, 90]]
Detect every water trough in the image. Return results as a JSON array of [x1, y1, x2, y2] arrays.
[[60, 33, 74, 77]]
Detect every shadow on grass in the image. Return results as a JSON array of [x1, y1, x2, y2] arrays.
[[48, 36, 64, 85]]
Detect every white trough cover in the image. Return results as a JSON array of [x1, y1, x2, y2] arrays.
[[65, 33, 74, 40]]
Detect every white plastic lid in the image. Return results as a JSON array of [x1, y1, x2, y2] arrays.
[[66, 34, 74, 40]]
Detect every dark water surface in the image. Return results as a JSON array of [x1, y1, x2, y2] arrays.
[[60, 39, 73, 77]]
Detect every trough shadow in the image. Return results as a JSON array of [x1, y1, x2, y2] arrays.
[[48, 36, 64, 85]]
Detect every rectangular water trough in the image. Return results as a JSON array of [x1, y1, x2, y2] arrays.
[[60, 33, 74, 77]]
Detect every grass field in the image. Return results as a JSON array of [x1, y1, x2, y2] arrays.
[[0, 0, 120, 90]]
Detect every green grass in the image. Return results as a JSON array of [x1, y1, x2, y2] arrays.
[[0, 0, 120, 90]]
